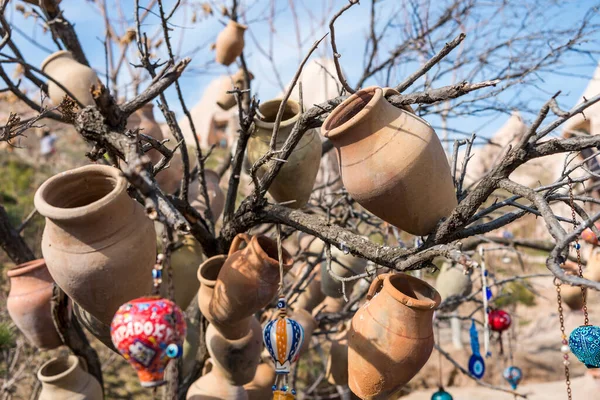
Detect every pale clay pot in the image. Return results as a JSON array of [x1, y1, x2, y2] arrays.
[[248, 99, 322, 209], [321, 86, 457, 236], [186, 359, 248, 399], [41, 50, 99, 107], [436, 262, 472, 311], [217, 69, 254, 110], [215, 20, 247, 66], [38, 355, 102, 400], [35, 165, 156, 325]]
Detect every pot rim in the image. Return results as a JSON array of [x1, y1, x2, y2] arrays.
[[37, 355, 80, 383], [321, 86, 381, 140], [34, 164, 126, 221], [7, 259, 46, 278], [251, 235, 293, 271], [383, 273, 441, 310], [41, 50, 73, 72], [227, 19, 248, 31], [254, 98, 301, 131], [198, 255, 227, 286]]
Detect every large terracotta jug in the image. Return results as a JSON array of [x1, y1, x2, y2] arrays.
[[215, 20, 247, 66], [348, 273, 440, 399], [206, 317, 263, 386], [6, 259, 62, 350], [248, 99, 322, 208], [217, 69, 254, 110], [209, 234, 293, 340], [186, 359, 248, 399], [34, 165, 156, 325], [189, 169, 225, 220], [38, 355, 102, 400], [244, 362, 276, 400], [41, 51, 99, 106], [321, 86, 457, 236]]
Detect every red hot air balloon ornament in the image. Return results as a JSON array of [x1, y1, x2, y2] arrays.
[[111, 254, 186, 387], [488, 309, 511, 355]]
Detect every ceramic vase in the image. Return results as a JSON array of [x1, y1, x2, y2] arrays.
[[23, 0, 62, 12], [37, 355, 102, 400], [217, 69, 254, 110], [215, 20, 247, 66], [6, 259, 62, 350], [111, 296, 186, 387], [189, 169, 225, 220], [209, 234, 293, 340], [248, 98, 322, 208], [186, 360, 248, 399], [436, 262, 472, 311], [41, 51, 99, 106], [244, 362, 276, 400], [35, 164, 156, 325], [321, 86, 457, 236], [206, 317, 263, 386], [348, 273, 441, 399], [326, 324, 349, 386]]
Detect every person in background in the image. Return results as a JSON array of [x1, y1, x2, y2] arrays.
[[39, 130, 57, 161]]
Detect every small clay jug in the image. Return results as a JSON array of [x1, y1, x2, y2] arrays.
[[348, 273, 441, 399], [38, 355, 102, 400], [22, 0, 62, 12], [186, 359, 248, 400], [73, 304, 117, 353], [206, 317, 263, 386], [215, 20, 247, 66], [321, 86, 457, 236], [217, 70, 254, 110], [326, 324, 349, 386], [248, 99, 322, 208], [244, 362, 276, 400], [35, 165, 156, 325], [161, 234, 204, 310], [41, 51, 99, 106], [436, 262, 472, 311], [198, 255, 227, 321], [209, 234, 293, 340], [189, 169, 225, 220], [6, 259, 62, 350]]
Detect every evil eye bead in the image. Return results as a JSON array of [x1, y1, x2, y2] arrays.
[[152, 268, 163, 280], [574, 243, 581, 250], [166, 343, 182, 358], [276, 297, 286, 309]]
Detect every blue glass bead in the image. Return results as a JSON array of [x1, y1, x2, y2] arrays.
[[282, 385, 289, 392], [485, 287, 493, 300], [431, 388, 453, 400], [574, 243, 581, 250], [484, 270, 489, 277], [152, 269, 162, 279], [166, 343, 181, 358], [292, 389, 296, 395], [272, 385, 277, 392], [569, 325, 600, 368]]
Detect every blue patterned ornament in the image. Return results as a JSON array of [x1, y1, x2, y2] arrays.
[[468, 319, 486, 379], [503, 366, 523, 389], [569, 325, 600, 368], [431, 388, 453, 400]]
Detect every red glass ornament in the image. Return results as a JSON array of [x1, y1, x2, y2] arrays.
[[111, 296, 186, 387], [488, 309, 511, 332]]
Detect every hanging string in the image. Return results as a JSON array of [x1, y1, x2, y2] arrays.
[[567, 177, 589, 325], [555, 277, 572, 400], [276, 223, 284, 297]]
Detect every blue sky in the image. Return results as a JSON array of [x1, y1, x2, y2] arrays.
[[5, 0, 600, 143]]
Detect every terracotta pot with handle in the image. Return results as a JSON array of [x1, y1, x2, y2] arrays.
[[209, 234, 293, 340], [38, 355, 102, 400], [41, 51, 99, 106], [6, 259, 62, 350], [348, 273, 441, 399], [215, 20, 247, 66], [321, 86, 457, 236], [34, 164, 156, 325]]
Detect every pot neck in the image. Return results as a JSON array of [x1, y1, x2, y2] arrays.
[[198, 255, 226, 287], [382, 274, 441, 310], [41, 51, 76, 74], [38, 356, 89, 392], [243, 236, 292, 284]]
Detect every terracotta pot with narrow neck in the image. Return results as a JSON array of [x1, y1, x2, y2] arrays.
[[209, 234, 293, 340], [215, 20, 247, 66], [248, 99, 322, 208], [38, 355, 102, 400], [23, 0, 62, 12], [41, 51, 99, 106], [189, 169, 225, 220], [322, 86, 457, 236], [6, 259, 62, 350], [186, 359, 248, 399], [348, 273, 440, 399], [217, 70, 255, 110], [244, 362, 276, 400], [34, 165, 156, 325], [198, 255, 227, 321], [206, 317, 263, 386]]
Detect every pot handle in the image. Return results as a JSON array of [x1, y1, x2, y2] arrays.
[[366, 273, 391, 300], [228, 233, 252, 257]]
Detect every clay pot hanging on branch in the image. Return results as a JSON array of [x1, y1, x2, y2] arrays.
[[215, 20, 247, 66], [321, 86, 457, 236], [6, 259, 62, 350], [247, 99, 322, 209], [217, 69, 255, 110], [37, 355, 103, 400], [35, 165, 157, 326], [186, 359, 248, 399], [435, 262, 472, 310], [41, 50, 100, 106], [348, 273, 441, 399], [208, 234, 293, 340]]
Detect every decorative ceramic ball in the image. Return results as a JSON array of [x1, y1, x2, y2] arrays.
[[263, 298, 305, 374], [488, 309, 512, 332], [503, 366, 523, 389], [569, 325, 600, 368], [431, 388, 453, 400], [111, 296, 186, 387]]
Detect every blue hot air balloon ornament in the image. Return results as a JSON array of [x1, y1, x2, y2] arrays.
[[503, 366, 523, 389], [431, 387, 453, 400], [569, 325, 600, 368], [263, 297, 305, 399], [468, 319, 486, 379]]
